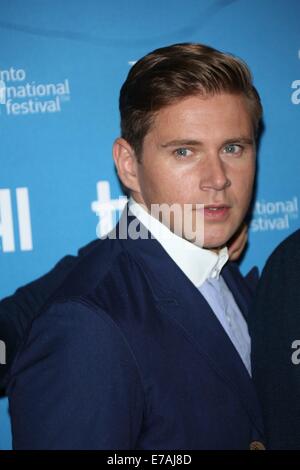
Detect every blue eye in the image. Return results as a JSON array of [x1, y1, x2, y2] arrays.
[[174, 148, 192, 158], [224, 144, 242, 154]]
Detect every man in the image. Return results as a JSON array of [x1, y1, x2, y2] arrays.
[[250, 229, 300, 449], [6, 43, 264, 449]]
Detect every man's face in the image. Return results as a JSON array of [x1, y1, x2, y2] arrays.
[[131, 92, 256, 249]]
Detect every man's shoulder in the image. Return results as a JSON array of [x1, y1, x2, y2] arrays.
[[262, 229, 300, 276], [270, 229, 300, 260], [52, 236, 130, 303]]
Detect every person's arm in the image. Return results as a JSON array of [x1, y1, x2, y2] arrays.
[[8, 299, 144, 449], [0, 255, 76, 389], [0, 239, 99, 390]]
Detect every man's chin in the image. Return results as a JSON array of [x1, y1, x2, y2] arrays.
[[201, 237, 229, 252], [184, 237, 227, 252]]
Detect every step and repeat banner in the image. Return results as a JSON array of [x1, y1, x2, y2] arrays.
[[0, 0, 299, 449]]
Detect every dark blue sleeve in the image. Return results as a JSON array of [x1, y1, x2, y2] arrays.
[[0, 239, 99, 390], [7, 300, 144, 449]]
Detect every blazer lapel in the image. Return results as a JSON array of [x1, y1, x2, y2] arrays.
[[156, 276, 263, 435]]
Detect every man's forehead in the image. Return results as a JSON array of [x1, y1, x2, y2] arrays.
[[152, 93, 252, 123], [148, 104, 253, 143]]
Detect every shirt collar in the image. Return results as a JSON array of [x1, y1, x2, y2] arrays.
[[128, 197, 229, 287]]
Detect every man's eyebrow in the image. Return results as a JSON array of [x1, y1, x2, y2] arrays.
[[160, 139, 204, 148], [160, 137, 254, 148], [222, 137, 254, 145]]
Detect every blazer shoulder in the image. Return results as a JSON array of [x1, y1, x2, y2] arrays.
[[52, 236, 130, 303], [263, 229, 300, 274]]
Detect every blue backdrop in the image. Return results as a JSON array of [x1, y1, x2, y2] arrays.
[[0, 0, 299, 449]]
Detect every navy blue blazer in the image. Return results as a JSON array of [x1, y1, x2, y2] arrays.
[[7, 208, 264, 449]]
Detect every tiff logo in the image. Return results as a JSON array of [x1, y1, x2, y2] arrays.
[[0, 187, 33, 252], [0, 340, 6, 365], [91, 181, 127, 238]]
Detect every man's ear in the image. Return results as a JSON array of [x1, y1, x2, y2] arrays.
[[113, 138, 141, 193]]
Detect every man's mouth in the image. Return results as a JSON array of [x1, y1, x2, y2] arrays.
[[203, 205, 231, 219]]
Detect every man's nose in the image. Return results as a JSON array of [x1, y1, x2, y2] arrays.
[[199, 154, 231, 191]]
